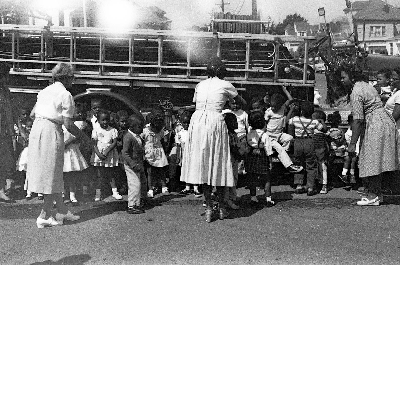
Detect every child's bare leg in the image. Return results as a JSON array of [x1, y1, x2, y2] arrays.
[[321, 162, 328, 185], [341, 155, 351, 175]]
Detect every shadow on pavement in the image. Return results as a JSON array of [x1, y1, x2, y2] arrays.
[[31, 254, 91, 265]]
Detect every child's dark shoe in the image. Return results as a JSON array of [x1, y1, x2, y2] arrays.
[[127, 206, 145, 214], [265, 200, 275, 207], [349, 175, 357, 184]]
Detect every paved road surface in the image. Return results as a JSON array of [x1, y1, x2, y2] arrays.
[[1, 184, 400, 265]]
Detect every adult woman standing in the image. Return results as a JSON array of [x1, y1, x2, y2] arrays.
[[0, 63, 15, 202], [181, 58, 245, 222], [340, 68, 399, 206], [27, 63, 82, 228]]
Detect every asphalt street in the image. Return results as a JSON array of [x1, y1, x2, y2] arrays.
[[1, 183, 400, 265]]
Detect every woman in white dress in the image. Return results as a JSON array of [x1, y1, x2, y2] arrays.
[[181, 58, 245, 222], [27, 63, 83, 228]]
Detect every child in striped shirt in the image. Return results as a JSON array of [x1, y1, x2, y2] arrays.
[[288, 101, 327, 196]]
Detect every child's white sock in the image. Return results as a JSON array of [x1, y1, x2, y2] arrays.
[[70, 191, 77, 201], [95, 189, 101, 199], [266, 196, 272, 202], [342, 168, 348, 175], [350, 169, 355, 175]]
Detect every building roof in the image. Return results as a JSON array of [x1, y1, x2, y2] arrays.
[[350, 0, 400, 21]]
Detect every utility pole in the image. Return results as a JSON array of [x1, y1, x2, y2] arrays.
[[252, 0, 258, 19]]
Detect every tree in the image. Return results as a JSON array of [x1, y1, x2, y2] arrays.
[[0, 0, 29, 24]]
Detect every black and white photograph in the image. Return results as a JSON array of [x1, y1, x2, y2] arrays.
[[1, 2, 400, 400]]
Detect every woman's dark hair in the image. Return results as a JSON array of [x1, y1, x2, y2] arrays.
[[207, 57, 227, 79], [300, 101, 314, 119], [224, 112, 238, 131], [339, 67, 369, 83], [248, 110, 265, 129]]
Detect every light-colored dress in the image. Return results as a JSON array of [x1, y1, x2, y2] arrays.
[[63, 127, 88, 172], [17, 147, 28, 171], [181, 77, 237, 186], [27, 81, 75, 194], [141, 125, 168, 168], [351, 81, 398, 178], [91, 126, 119, 167]]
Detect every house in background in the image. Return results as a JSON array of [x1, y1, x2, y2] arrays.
[[284, 22, 321, 54], [344, 0, 400, 55]]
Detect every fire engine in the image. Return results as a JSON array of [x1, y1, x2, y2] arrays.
[[0, 23, 316, 115]]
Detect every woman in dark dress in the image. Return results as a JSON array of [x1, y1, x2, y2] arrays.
[[340, 67, 399, 206]]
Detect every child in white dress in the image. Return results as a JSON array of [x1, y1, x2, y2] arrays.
[[91, 109, 122, 201], [176, 111, 200, 196], [141, 108, 169, 198], [63, 124, 89, 204]]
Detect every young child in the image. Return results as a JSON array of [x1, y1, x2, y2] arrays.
[[174, 111, 200, 196], [122, 114, 147, 214], [141, 107, 169, 198], [288, 101, 327, 196], [63, 122, 89, 204], [328, 112, 346, 158], [16, 118, 33, 199], [340, 114, 359, 185], [245, 110, 274, 207], [311, 109, 330, 194], [223, 111, 241, 209], [91, 109, 123, 201], [115, 110, 130, 195], [264, 92, 303, 174], [374, 68, 392, 105], [88, 98, 102, 132]]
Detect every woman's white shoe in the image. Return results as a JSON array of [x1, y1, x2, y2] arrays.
[[356, 196, 380, 206], [36, 216, 59, 229]]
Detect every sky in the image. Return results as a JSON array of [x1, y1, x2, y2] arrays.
[[136, 0, 400, 29]]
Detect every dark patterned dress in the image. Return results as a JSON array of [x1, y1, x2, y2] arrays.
[[0, 84, 15, 178], [351, 81, 399, 178]]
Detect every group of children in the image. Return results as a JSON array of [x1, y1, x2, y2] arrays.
[[11, 90, 358, 215], [217, 91, 357, 209]]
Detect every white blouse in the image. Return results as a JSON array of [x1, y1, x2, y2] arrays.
[[34, 82, 75, 124]]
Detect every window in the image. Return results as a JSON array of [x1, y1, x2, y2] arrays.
[[370, 26, 386, 37]]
